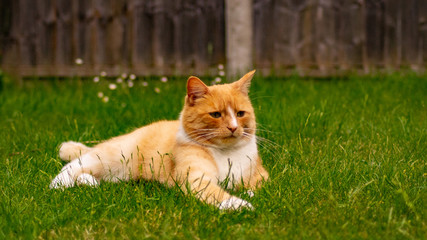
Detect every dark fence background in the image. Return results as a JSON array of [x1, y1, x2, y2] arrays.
[[1, 0, 427, 77], [0, 0, 225, 76], [254, 0, 427, 75]]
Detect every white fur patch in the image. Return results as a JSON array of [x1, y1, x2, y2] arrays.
[[76, 173, 99, 187], [209, 137, 258, 188], [218, 196, 253, 210], [176, 122, 258, 188], [246, 190, 255, 198], [176, 124, 190, 144], [227, 106, 238, 129], [49, 165, 76, 189]]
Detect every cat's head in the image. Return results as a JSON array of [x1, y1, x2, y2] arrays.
[[181, 70, 257, 149]]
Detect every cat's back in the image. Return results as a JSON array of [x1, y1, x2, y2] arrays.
[[103, 120, 179, 150], [134, 120, 180, 151], [140, 120, 180, 139]]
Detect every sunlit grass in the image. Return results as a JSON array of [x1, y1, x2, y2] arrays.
[[0, 72, 425, 239]]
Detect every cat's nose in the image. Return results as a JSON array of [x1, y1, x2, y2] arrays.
[[227, 126, 237, 133]]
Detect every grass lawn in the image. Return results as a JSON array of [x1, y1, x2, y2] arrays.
[[0, 72, 425, 239]]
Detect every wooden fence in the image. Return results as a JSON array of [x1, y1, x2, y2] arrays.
[[0, 0, 225, 76], [254, 0, 427, 75], [1, 0, 427, 77]]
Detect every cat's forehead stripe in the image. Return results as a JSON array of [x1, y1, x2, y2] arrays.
[[227, 106, 238, 128]]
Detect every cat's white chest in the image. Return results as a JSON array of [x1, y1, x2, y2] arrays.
[[209, 138, 258, 187]]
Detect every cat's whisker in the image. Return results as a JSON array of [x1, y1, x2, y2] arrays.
[[256, 136, 280, 148], [256, 141, 280, 159], [186, 129, 218, 137], [244, 127, 279, 135], [191, 129, 218, 132], [243, 130, 281, 156], [188, 132, 219, 142], [255, 123, 278, 132]]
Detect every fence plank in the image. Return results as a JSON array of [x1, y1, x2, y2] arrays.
[[2, 0, 20, 70], [152, 0, 174, 72], [132, 0, 154, 72], [175, 1, 197, 71], [420, 0, 427, 65], [19, 0, 38, 67], [76, 0, 93, 67], [314, 0, 336, 74], [0, 0, 13, 63], [298, 0, 315, 72], [108, 0, 126, 68], [365, 0, 385, 69], [384, 0, 400, 68], [194, 2, 210, 73], [334, 0, 365, 70], [209, 0, 225, 68], [254, 0, 274, 70], [56, 0, 73, 68], [35, 0, 55, 69], [401, 0, 419, 69]]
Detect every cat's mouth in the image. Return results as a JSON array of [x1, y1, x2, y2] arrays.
[[224, 135, 237, 139], [224, 132, 241, 139]]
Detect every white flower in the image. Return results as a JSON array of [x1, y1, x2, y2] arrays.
[[97, 92, 104, 98], [129, 74, 136, 80], [93, 76, 100, 83], [116, 78, 123, 83], [142, 81, 148, 87], [219, 70, 225, 76], [154, 87, 161, 93], [215, 77, 222, 83], [100, 71, 107, 77], [102, 96, 109, 103], [109, 83, 117, 90], [121, 73, 128, 79], [75, 58, 83, 65], [218, 64, 224, 70], [160, 77, 168, 83], [127, 81, 134, 88]]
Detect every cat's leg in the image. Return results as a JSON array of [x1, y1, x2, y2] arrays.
[[59, 141, 92, 161], [50, 153, 102, 189], [186, 170, 254, 210], [174, 152, 253, 210], [51, 144, 136, 188]]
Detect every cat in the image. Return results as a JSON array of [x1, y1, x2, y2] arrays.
[[50, 70, 269, 210]]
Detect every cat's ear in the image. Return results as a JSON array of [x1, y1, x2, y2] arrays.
[[233, 70, 256, 95], [187, 76, 209, 106]]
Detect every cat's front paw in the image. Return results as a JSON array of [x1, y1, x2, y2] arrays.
[[76, 173, 99, 187], [246, 190, 255, 198], [49, 171, 75, 189], [218, 197, 254, 210]]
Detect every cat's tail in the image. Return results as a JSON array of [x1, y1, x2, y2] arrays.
[[58, 141, 92, 161]]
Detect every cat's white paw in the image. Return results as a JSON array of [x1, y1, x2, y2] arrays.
[[76, 173, 99, 187], [218, 197, 254, 210], [49, 171, 75, 189], [246, 190, 255, 198]]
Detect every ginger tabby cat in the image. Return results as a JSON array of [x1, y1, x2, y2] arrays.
[[50, 70, 269, 210]]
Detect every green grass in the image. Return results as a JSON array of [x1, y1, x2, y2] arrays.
[[0, 73, 425, 239]]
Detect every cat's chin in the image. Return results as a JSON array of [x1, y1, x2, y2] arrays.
[[210, 135, 252, 150]]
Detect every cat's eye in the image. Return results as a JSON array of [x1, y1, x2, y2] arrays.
[[209, 112, 222, 118], [237, 111, 245, 117]]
